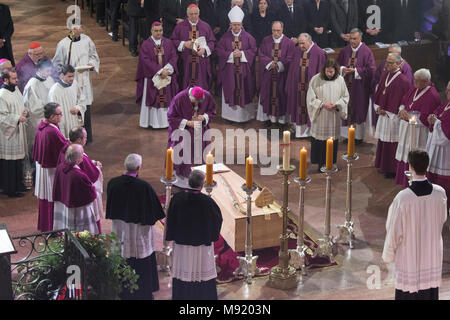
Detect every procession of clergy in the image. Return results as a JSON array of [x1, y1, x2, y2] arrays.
[[0, 2, 449, 300]]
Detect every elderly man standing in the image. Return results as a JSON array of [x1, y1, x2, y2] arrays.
[[373, 53, 411, 178], [136, 22, 179, 129], [0, 68, 28, 198], [337, 28, 375, 144], [15, 42, 45, 93], [167, 86, 216, 189], [53, 144, 98, 234], [23, 58, 55, 163], [53, 25, 100, 144], [427, 81, 450, 211], [106, 153, 165, 300], [58, 127, 104, 234], [395, 69, 441, 187], [49, 64, 87, 139], [33, 102, 69, 232], [170, 4, 216, 90], [217, 6, 257, 123], [166, 170, 222, 300], [373, 44, 414, 88], [286, 33, 326, 138], [256, 21, 294, 127]]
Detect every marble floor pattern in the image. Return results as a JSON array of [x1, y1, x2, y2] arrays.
[[1, 0, 449, 300]]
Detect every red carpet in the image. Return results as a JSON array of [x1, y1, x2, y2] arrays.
[[158, 195, 338, 284]]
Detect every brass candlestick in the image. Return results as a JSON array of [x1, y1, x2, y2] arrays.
[[290, 175, 312, 278], [337, 153, 359, 249], [268, 165, 299, 290], [233, 183, 260, 284], [159, 175, 177, 276], [313, 165, 338, 263]]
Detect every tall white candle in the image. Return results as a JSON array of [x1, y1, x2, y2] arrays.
[[283, 131, 291, 170], [410, 116, 417, 151]]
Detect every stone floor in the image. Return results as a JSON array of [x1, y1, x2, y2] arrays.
[[1, 0, 449, 300]]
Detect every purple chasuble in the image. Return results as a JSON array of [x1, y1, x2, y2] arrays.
[[286, 43, 326, 125], [167, 88, 216, 179], [170, 19, 215, 90], [57, 144, 100, 183], [373, 71, 411, 114], [53, 161, 97, 208], [258, 35, 294, 117], [433, 100, 450, 140], [33, 120, 69, 168], [135, 37, 179, 108], [337, 43, 375, 125], [400, 84, 441, 127], [216, 30, 257, 108]]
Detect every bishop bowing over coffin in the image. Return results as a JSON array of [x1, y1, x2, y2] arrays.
[[256, 21, 295, 126], [337, 28, 375, 144], [136, 22, 179, 129], [373, 53, 411, 178], [395, 69, 441, 187], [167, 86, 216, 189], [286, 33, 326, 138], [217, 5, 257, 123], [170, 4, 215, 90]]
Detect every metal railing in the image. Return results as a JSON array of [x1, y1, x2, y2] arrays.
[[10, 229, 90, 300]]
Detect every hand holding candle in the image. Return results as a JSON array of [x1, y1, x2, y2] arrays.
[[206, 152, 214, 185], [283, 131, 291, 170], [246, 156, 253, 189], [326, 138, 333, 170], [348, 126, 355, 158], [165, 148, 173, 180], [299, 147, 307, 180]]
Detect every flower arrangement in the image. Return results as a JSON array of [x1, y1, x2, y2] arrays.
[[15, 231, 139, 300]]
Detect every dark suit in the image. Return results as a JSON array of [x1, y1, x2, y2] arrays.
[[358, 0, 391, 44], [330, 0, 358, 47], [199, 0, 223, 39], [391, 0, 422, 42], [127, 0, 145, 52], [277, 2, 306, 39], [0, 4, 14, 66], [305, 0, 331, 48], [110, 0, 126, 37], [160, 0, 197, 38]]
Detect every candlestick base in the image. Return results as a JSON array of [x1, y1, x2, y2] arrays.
[[313, 235, 336, 263], [336, 220, 355, 249], [289, 244, 311, 276], [268, 264, 298, 290], [234, 254, 261, 284], [204, 180, 217, 197]]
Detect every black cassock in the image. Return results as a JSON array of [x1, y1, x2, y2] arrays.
[[106, 174, 165, 300], [166, 188, 223, 300], [0, 4, 14, 65]]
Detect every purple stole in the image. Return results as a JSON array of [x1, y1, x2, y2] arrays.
[[298, 51, 309, 125], [189, 25, 199, 87], [233, 36, 242, 106], [270, 42, 281, 116], [154, 44, 167, 108], [345, 50, 358, 125]]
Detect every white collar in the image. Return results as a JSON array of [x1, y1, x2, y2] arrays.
[[412, 177, 428, 182], [189, 20, 198, 26], [151, 36, 162, 45], [49, 123, 59, 129], [351, 42, 363, 52], [232, 30, 242, 37], [74, 164, 81, 170], [306, 42, 315, 53], [273, 34, 284, 43]]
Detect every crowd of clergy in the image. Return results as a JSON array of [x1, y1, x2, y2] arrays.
[[0, 0, 448, 301]]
